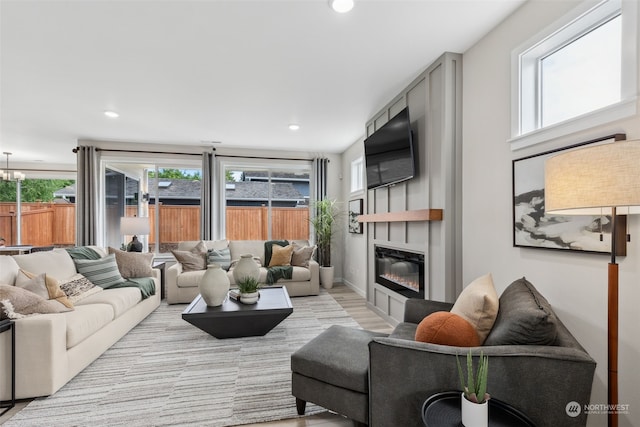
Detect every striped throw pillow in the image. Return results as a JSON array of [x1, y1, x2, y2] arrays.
[[74, 254, 126, 289], [207, 247, 231, 271]]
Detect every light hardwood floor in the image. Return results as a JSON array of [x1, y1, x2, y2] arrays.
[[0, 284, 392, 426]]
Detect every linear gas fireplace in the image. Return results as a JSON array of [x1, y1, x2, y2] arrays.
[[374, 246, 424, 299]]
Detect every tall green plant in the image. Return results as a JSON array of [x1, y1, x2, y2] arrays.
[[456, 350, 490, 404], [309, 199, 338, 267]]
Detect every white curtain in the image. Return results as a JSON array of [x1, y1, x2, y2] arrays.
[[75, 145, 99, 246]]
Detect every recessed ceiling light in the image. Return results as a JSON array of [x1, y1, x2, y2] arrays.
[[104, 110, 119, 118], [288, 124, 300, 131], [330, 0, 354, 13]]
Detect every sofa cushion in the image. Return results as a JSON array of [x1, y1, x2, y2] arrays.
[[283, 266, 311, 282], [0, 283, 68, 320], [207, 247, 231, 271], [108, 247, 154, 279], [0, 255, 19, 285], [12, 248, 77, 282], [16, 269, 74, 309], [415, 311, 480, 347], [450, 273, 498, 344], [269, 244, 293, 267], [178, 240, 228, 252], [228, 240, 265, 264], [75, 287, 142, 318], [65, 303, 115, 348], [59, 273, 104, 304], [74, 254, 127, 289], [484, 277, 558, 346]]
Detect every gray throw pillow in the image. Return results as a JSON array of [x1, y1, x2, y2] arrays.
[[484, 277, 558, 346]]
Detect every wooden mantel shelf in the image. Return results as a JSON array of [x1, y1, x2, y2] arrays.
[[358, 209, 443, 223]]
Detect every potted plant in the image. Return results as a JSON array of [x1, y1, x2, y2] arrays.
[[236, 276, 260, 304], [456, 350, 490, 427], [308, 199, 339, 288]]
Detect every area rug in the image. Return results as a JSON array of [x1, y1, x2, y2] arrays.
[[5, 291, 360, 427]]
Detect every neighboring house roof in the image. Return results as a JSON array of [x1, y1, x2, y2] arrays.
[[244, 171, 310, 181], [225, 181, 304, 202], [54, 178, 306, 202]]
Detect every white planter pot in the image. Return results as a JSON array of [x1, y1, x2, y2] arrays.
[[233, 254, 260, 283], [200, 263, 230, 307], [240, 291, 260, 304], [319, 266, 335, 289], [461, 393, 488, 427]]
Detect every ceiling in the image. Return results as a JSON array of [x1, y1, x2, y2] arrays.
[[0, 0, 525, 168]]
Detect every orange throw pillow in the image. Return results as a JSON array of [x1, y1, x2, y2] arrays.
[[415, 311, 480, 347]]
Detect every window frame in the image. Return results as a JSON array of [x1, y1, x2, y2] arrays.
[[510, 0, 638, 150], [350, 156, 364, 194]]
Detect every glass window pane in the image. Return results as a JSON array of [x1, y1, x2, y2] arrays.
[[225, 166, 310, 241], [541, 15, 621, 127]]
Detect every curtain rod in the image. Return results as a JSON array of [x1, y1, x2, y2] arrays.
[[72, 147, 213, 156], [218, 154, 323, 162]]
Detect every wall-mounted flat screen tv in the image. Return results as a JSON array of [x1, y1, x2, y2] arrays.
[[364, 107, 415, 190]]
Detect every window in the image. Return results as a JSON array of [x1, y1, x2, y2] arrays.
[[350, 156, 364, 193], [220, 160, 311, 241], [511, 0, 637, 149]]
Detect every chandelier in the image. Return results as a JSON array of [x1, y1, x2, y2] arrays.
[[1, 152, 25, 181]]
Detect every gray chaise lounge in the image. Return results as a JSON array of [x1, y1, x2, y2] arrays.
[[291, 279, 596, 427]]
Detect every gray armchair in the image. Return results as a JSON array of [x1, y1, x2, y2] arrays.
[[368, 299, 597, 427]]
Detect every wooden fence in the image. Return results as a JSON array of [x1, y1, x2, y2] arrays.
[[0, 203, 309, 246]]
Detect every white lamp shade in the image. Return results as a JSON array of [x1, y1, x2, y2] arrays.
[[120, 216, 150, 235], [545, 140, 640, 215]]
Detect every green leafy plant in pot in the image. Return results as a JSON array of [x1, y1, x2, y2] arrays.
[[236, 277, 260, 304], [456, 350, 490, 427], [308, 199, 339, 288]]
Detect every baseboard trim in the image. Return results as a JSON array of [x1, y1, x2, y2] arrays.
[[341, 279, 366, 298]]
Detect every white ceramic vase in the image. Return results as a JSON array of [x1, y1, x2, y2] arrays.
[[233, 254, 260, 283], [200, 263, 230, 307], [240, 291, 260, 305], [461, 393, 488, 427]]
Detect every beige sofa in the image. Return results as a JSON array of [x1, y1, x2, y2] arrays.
[[0, 248, 160, 400], [166, 240, 319, 304]]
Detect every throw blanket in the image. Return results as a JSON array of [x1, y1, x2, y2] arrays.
[[266, 266, 293, 286], [66, 247, 156, 300], [263, 240, 293, 285]]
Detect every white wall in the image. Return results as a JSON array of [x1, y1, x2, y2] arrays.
[[341, 138, 367, 297], [462, 1, 640, 426]]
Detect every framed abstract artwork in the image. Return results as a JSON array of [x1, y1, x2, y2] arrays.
[[348, 199, 363, 234], [512, 133, 627, 255]]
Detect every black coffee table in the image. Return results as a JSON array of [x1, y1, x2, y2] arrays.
[[422, 391, 535, 427], [182, 286, 293, 338]]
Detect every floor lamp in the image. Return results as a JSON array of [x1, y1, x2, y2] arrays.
[[545, 139, 640, 427]]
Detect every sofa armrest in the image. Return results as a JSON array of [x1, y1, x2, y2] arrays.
[[307, 259, 320, 295], [403, 299, 454, 324], [165, 262, 183, 304], [1, 314, 68, 400], [368, 337, 596, 427]]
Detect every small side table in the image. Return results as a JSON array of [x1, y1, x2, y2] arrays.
[[422, 391, 535, 427], [0, 319, 15, 415]]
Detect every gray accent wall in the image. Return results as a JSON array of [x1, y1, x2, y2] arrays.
[[364, 52, 463, 324]]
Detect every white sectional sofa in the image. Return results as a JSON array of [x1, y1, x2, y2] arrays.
[[0, 248, 160, 400], [166, 239, 319, 304]]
